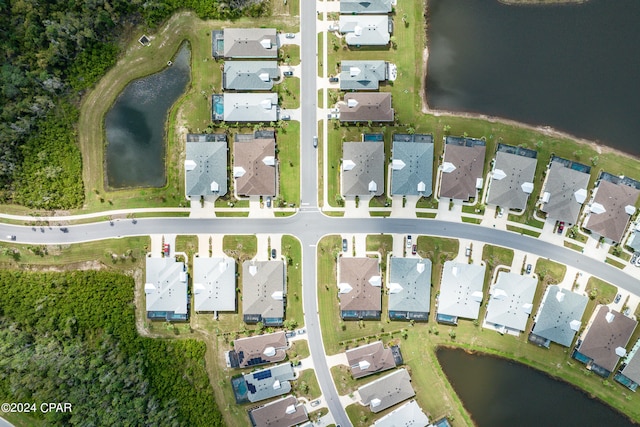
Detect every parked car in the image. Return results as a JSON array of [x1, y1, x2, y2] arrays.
[[497, 207, 504, 218], [327, 113, 339, 119], [406, 235, 412, 250], [615, 293, 622, 304], [266, 196, 271, 208], [297, 328, 306, 335], [6, 235, 15, 241], [271, 248, 277, 259], [163, 244, 170, 256], [313, 136, 318, 148], [283, 70, 294, 77], [285, 33, 295, 39], [526, 264, 532, 274], [465, 247, 471, 257], [342, 238, 348, 252], [329, 76, 339, 83], [285, 331, 296, 338], [558, 221, 565, 234], [310, 399, 320, 407], [412, 244, 417, 255], [280, 114, 291, 121]]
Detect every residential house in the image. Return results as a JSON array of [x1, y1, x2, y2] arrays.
[[339, 15, 392, 46], [185, 134, 228, 199], [540, 157, 591, 224], [358, 369, 415, 413], [231, 362, 295, 404], [573, 305, 637, 377], [339, 257, 382, 320], [373, 400, 430, 427], [615, 338, 640, 391], [223, 61, 279, 91], [486, 144, 537, 211], [339, 93, 394, 122], [342, 140, 384, 196], [234, 131, 277, 197], [530, 285, 588, 348], [485, 272, 537, 334], [222, 93, 278, 123], [345, 341, 402, 379], [439, 136, 486, 201], [390, 133, 434, 197], [212, 28, 278, 59], [436, 261, 485, 324], [144, 257, 188, 321], [340, 60, 388, 91], [340, 0, 393, 14], [583, 173, 640, 243], [193, 256, 236, 313], [388, 257, 431, 321], [242, 260, 285, 326], [228, 331, 288, 369], [248, 396, 309, 427]]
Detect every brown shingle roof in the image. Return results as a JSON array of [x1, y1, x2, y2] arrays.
[[579, 305, 637, 372], [232, 331, 288, 368], [249, 396, 308, 427], [339, 257, 381, 312], [584, 180, 640, 242], [234, 136, 276, 196], [346, 341, 397, 379], [440, 144, 486, 201], [339, 93, 394, 122]]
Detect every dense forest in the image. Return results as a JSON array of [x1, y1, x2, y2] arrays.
[[0, 0, 269, 209], [0, 270, 223, 425]]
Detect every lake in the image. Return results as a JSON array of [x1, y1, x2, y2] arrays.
[[437, 347, 636, 427], [105, 43, 190, 188], [426, 0, 640, 156]]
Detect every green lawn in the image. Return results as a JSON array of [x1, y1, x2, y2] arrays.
[[564, 240, 584, 252], [416, 236, 459, 290], [290, 340, 310, 360], [535, 259, 567, 285], [222, 235, 257, 261], [482, 245, 515, 270], [506, 225, 541, 238], [366, 234, 393, 271], [585, 277, 618, 305], [283, 235, 303, 328], [605, 257, 627, 270], [292, 369, 322, 401], [278, 121, 301, 206], [277, 76, 300, 109]]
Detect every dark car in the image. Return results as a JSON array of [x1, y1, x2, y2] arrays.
[[411, 244, 417, 255], [342, 238, 348, 252], [313, 136, 318, 148], [329, 76, 339, 83], [526, 264, 532, 274], [266, 196, 271, 208], [558, 221, 565, 234], [283, 70, 293, 77], [271, 248, 277, 259], [615, 293, 622, 304]]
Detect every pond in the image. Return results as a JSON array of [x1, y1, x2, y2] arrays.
[[437, 347, 636, 427], [426, 0, 640, 156], [105, 43, 191, 188]]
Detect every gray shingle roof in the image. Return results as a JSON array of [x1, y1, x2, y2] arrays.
[[340, 0, 393, 14], [223, 28, 278, 59], [388, 257, 431, 314], [185, 139, 228, 197], [532, 285, 588, 347], [439, 137, 486, 201], [390, 136, 434, 196], [249, 396, 308, 427], [487, 148, 537, 210], [358, 369, 415, 413], [234, 133, 277, 196], [339, 257, 382, 312], [485, 272, 537, 332], [340, 60, 387, 90], [578, 305, 637, 372], [345, 341, 397, 379], [621, 339, 640, 384], [243, 363, 295, 403], [193, 257, 235, 312], [583, 179, 640, 243], [540, 158, 591, 224], [437, 261, 485, 320], [339, 15, 391, 46], [627, 230, 640, 252], [224, 93, 278, 123], [223, 61, 278, 91], [242, 261, 285, 321], [144, 257, 188, 315], [372, 400, 430, 427], [342, 141, 384, 196], [339, 92, 394, 122]]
